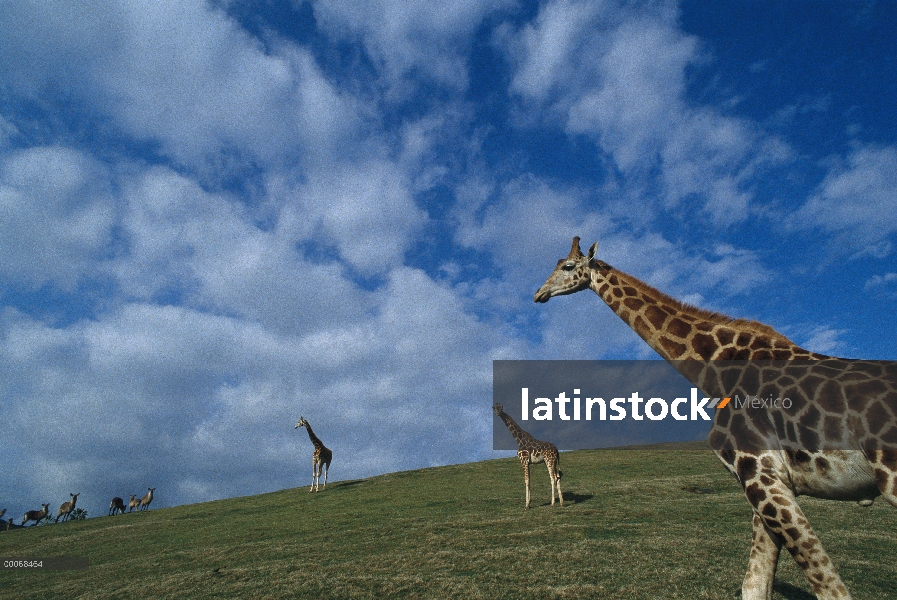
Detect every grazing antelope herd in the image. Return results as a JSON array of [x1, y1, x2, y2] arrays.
[[3, 487, 157, 531]]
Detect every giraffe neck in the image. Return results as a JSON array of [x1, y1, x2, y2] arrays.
[[498, 410, 537, 447], [588, 263, 816, 361], [304, 424, 324, 449]]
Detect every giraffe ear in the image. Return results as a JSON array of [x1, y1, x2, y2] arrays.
[[587, 242, 598, 260]]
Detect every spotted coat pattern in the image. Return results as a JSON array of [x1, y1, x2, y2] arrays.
[[493, 403, 563, 509], [534, 237, 897, 600]]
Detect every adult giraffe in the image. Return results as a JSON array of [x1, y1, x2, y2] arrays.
[[295, 417, 332, 492], [534, 237, 897, 600]]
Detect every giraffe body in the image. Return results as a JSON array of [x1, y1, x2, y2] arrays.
[[535, 237, 897, 600], [295, 417, 332, 492], [493, 404, 563, 509]]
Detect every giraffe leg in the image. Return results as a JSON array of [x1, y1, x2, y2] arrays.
[[870, 449, 897, 508], [741, 512, 781, 600], [519, 453, 531, 509], [322, 462, 329, 490], [545, 461, 556, 506], [746, 480, 850, 599], [310, 461, 317, 492], [555, 463, 564, 507], [546, 453, 564, 506]]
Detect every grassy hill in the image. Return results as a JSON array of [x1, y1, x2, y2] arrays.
[[2, 444, 896, 599]]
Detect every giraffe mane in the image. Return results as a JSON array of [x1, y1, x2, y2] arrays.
[[602, 264, 797, 344]]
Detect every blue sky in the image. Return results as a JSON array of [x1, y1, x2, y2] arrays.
[[1, 0, 895, 519]]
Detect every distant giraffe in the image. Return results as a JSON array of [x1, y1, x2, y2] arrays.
[[295, 417, 332, 492], [535, 237, 897, 600], [493, 403, 563, 509]]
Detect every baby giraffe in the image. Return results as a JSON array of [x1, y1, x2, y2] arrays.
[[295, 417, 332, 492], [493, 403, 563, 509]]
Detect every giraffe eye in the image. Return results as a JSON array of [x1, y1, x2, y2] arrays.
[[562, 261, 576, 270]]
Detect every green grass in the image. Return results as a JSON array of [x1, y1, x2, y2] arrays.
[[2, 444, 896, 599]]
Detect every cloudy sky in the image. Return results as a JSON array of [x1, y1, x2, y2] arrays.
[[1, 1, 895, 519]]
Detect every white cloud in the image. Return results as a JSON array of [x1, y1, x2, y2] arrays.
[[506, 1, 690, 151], [865, 272, 897, 290], [0, 146, 114, 290], [456, 174, 606, 263], [311, 0, 514, 94], [0, 1, 359, 171], [660, 110, 784, 224], [796, 325, 848, 356], [114, 166, 379, 336], [296, 160, 429, 274], [500, 0, 791, 225], [0, 115, 18, 148], [792, 145, 897, 254], [565, 18, 697, 171], [505, 0, 603, 101]]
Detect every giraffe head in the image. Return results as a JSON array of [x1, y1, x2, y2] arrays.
[[295, 417, 308, 429], [492, 403, 503, 416], [534, 236, 598, 303]]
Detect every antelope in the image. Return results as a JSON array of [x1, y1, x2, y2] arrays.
[[0, 508, 5, 520], [109, 497, 125, 516], [128, 494, 140, 512], [55, 492, 80, 523], [139, 487, 155, 511], [22, 503, 50, 526], [5, 518, 13, 531]]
